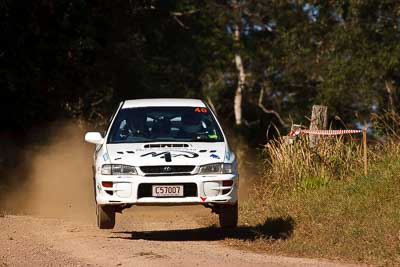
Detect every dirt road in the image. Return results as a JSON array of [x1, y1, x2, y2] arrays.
[[0, 124, 360, 266], [1, 205, 360, 267]]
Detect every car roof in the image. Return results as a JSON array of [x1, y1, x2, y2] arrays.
[[121, 98, 206, 108]]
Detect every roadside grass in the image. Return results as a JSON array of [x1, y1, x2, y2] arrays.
[[263, 136, 363, 190], [233, 138, 400, 266]]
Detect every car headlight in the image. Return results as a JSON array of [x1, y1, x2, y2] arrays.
[[198, 163, 236, 174], [101, 164, 137, 175]]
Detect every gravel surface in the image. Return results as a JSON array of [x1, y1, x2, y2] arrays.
[[0, 206, 361, 267]]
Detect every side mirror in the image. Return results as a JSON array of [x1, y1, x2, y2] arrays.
[[85, 132, 104, 145]]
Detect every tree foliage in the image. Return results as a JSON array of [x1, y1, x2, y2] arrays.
[[2, 0, 400, 141]]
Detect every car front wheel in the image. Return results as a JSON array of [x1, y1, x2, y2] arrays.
[[218, 203, 238, 229], [96, 205, 115, 229]]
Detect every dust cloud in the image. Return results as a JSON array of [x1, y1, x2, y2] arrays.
[[1, 120, 256, 222], [3, 121, 96, 222]]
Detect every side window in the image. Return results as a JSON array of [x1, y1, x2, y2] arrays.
[[104, 102, 123, 136], [111, 119, 128, 141]]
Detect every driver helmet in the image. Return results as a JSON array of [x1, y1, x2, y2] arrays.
[[182, 113, 203, 134], [153, 117, 171, 136]]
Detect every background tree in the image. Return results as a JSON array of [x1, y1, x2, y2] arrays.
[[2, 0, 400, 143]]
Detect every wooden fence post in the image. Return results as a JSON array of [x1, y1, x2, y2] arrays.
[[309, 105, 328, 146], [363, 127, 368, 176]]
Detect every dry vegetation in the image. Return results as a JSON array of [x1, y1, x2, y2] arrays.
[[234, 113, 400, 266], [263, 136, 363, 191]]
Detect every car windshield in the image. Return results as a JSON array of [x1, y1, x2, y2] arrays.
[[107, 106, 225, 143]]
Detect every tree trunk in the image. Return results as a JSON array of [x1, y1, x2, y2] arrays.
[[385, 80, 397, 113], [309, 105, 328, 146], [233, 25, 244, 126]]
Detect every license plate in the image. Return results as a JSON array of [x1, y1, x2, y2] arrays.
[[152, 185, 184, 197]]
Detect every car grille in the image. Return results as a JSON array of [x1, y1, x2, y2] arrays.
[[139, 165, 195, 176], [137, 183, 198, 198]]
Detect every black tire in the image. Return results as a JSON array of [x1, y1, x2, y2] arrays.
[[218, 203, 238, 229], [96, 205, 115, 229]]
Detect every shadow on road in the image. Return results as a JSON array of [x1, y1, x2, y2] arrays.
[[109, 216, 294, 242]]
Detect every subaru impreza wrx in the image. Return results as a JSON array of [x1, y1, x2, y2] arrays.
[[85, 98, 238, 229]]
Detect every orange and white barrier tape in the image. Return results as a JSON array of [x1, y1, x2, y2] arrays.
[[289, 129, 363, 136]]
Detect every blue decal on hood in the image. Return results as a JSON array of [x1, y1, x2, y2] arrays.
[[210, 154, 220, 159]]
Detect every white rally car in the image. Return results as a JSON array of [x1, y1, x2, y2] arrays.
[[85, 98, 238, 229]]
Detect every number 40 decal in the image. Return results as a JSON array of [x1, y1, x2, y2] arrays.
[[194, 107, 208, 113]]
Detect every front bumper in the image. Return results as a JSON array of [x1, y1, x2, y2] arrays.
[[94, 173, 238, 206]]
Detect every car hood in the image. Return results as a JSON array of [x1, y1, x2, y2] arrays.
[[105, 142, 226, 166]]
